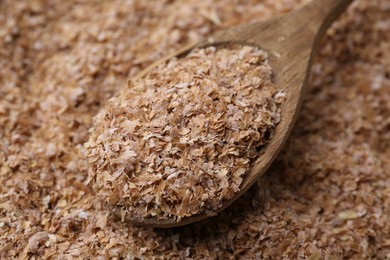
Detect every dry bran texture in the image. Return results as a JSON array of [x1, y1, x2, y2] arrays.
[[0, 0, 389, 258], [86, 45, 282, 222]]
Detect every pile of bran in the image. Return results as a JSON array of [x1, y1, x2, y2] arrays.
[[0, 0, 389, 258]]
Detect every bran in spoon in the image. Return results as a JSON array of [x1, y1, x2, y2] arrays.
[[86, 45, 284, 221]]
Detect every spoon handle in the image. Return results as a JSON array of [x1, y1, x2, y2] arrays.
[[259, 0, 355, 66], [297, 0, 355, 38]]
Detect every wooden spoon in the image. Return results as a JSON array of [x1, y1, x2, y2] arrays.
[[125, 0, 354, 228]]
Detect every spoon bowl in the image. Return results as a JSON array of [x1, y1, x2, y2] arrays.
[[122, 0, 354, 228]]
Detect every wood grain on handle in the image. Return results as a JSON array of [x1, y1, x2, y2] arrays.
[[299, 0, 355, 38]]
